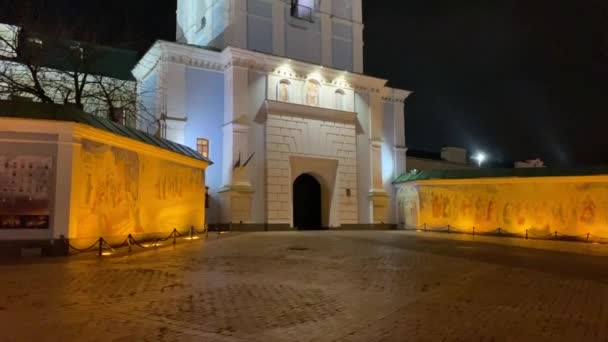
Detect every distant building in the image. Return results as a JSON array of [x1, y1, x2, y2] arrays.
[[407, 147, 477, 172], [514, 159, 545, 168]]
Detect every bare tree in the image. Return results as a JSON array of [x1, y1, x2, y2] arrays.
[[0, 4, 160, 133]]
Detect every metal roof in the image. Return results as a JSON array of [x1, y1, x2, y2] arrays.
[[0, 101, 212, 164], [393, 167, 608, 184]]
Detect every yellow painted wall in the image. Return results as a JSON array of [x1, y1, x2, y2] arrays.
[[397, 177, 608, 237], [70, 138, 206, 244]]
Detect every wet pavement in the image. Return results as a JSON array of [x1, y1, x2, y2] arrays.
[[2, 231, 608, 341]]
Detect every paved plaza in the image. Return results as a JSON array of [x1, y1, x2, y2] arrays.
[[2, 231, 608, 341]]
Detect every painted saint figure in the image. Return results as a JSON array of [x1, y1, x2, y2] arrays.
[[306, 80, 320, 106]]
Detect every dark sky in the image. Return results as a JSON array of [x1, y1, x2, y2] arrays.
[[2, 0, 607, 166]]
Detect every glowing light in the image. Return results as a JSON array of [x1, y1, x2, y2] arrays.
[[472, 152, 487, 167], [333, 76, 350, 88], [276, 64, 294, 77], [101, 252, 114, 256], [307, 72, 324, 83], [185, 236, 200, 240]]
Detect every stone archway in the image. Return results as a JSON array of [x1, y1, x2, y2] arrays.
[[292, 173, 322, 230]]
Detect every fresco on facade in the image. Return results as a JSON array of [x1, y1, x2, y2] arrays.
[[397, 180, 608, 236], [0, 155, 52, 229], [72, 139, 205, 241]]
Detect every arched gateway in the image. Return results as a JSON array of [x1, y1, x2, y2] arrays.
[[292, 173, 322, 230]]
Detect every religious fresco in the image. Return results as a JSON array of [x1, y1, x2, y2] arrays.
[[0, 155, 52, 229], [305, 80, 320, 106], [397, 180, 608, 236], [72, 139, 205, 242]]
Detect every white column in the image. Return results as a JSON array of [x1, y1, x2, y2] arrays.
[[352, 1, 364, 73], [55, 132, 75, 239], [320, 0, 333, 67], [369, 94, 384, 192], [227, 0, 248, 49], [393, 102, 407, 176], [368, 93, 389, 224], [163, 61, 187, 144], [220, 62, 254, 224], [272, 0, 286, 56], [221, 64, 250, 187]]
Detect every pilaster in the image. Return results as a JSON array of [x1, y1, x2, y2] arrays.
[[227, 0, 248, 49], [272, 0, 286, 56], [352, 1, 364, 73], [320, 0, 333, 67], [161, 60, 186, 143], [220, 57, 253, 224]]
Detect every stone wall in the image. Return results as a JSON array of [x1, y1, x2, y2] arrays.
[[397, 176, 608, 237]]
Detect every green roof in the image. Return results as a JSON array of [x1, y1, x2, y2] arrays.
[[0, 101, 212, 164], [393, 167, 608, 184]]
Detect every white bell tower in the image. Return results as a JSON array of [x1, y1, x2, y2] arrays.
[[177, 0, 364, 73]]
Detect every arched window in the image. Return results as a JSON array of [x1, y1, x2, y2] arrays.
[[305, 79, 321, 106], [277, 79, 291, 102], [335, 89, 345, 110]]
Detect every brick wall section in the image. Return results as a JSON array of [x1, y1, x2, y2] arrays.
[[266, 114, 358, 225]]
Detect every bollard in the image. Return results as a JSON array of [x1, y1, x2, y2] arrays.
[[424, 223, 427, 232], [127, 235, 132, 252], [555, 231, 558, 240], [173, 228, 177, 245], [206, 224, 209, 238], [190, 226, 194, 240], [525, 229, 528, 240], [587, 232, 590, 242], [472, 226, 475, 236], [498, 227, 502, 235], [98, 237, 103, 257], [447, 225, 450, 233]]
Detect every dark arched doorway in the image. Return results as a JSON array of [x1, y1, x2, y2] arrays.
[[293, 173, 322, 230]]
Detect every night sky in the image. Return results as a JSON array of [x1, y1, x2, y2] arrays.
[[2, 0, 607, 166]]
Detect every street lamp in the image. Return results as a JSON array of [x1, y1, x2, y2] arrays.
[[472, 152, 487, 167]]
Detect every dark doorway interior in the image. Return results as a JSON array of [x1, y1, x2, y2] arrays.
[[293, 173, 322, 230]]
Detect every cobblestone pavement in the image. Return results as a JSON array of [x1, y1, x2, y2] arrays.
[[2, 231, 608, 341]]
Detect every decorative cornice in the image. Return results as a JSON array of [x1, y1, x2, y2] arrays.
[[132, 40, 223, 80], [133, 42, 413, 98], [381, 88, 413, 104]]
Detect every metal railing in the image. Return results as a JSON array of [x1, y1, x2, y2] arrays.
[[401, 223, 608, 244], [67, 225, 216, 257]]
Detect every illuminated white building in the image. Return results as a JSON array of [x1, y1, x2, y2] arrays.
[[133, 0, 411, 229]]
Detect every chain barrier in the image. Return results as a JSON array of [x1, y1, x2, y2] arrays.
[[67, 225, 211, 256], [401, 223, 608, 245]]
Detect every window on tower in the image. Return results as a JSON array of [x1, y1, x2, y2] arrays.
[[291, 0, 315, 22], [197, 138, 209, 159]]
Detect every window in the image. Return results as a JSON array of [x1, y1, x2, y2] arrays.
[[277, 79, 291, 102], [197, 138, 209, 159], [305, 79, 321, 106], [335, 89, 345, 110], [291, 0, 315, 22]]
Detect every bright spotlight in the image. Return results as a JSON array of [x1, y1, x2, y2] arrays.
[[472, 152, 487, 167]]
